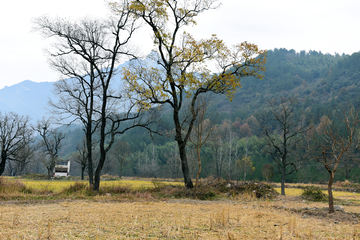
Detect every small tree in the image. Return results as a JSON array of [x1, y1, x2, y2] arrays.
[[307, 107, 360, 213], [72, 138, 88, 180], [0, 112, 33, 176], [189, 95, 215, 198], [237, 137, 255, 181], [225, 122, 239, 180], [165, 142, 181, 179], [257, 96, 307, 195], [207, 124, 226, 178], [10, 139, 35, 176], [33, 118, 66, 178], [236, 156, 255, 182], [110, 140, 131, 178], [262, 164, 274, 182]]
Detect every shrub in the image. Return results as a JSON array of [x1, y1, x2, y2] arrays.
[[301, 186, 327, 202], [20, 174, 48, 180], [0, 177, 28, 193], [151, 179, 166, 189], [60, 182, 88, 195]]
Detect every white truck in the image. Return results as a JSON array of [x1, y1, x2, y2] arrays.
[[53, 160, 71, 177]]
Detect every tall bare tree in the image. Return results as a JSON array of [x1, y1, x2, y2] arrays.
[[0, 112, 32, 176], [307, 107, 360, 213], [257, 96, 307, 195], [33, 118, 66, 178], [34, 5, 157, 190]]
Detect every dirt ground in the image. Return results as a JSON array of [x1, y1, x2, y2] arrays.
[[272, 195, 360, 224]]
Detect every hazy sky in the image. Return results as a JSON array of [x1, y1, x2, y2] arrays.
[[1, 0, 359, 90]]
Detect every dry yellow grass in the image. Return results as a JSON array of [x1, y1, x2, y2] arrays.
[[1, 179, 360, 238], [20, 179, 181, 193], [275, 187, 360, 201], [0, 199, 359, 239]]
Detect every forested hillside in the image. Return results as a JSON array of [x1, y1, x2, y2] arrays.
[[14, 49, 360, 184]]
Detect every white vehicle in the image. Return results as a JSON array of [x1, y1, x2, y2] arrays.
[[53, 160, 70, 177]]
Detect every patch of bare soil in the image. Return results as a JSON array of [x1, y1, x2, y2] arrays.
[[272, 195, 360, 224], [297, 209, 359, 224]]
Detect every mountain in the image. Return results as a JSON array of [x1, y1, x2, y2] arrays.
[[1, 50, 359, 127], [0, 80, 55, 123], [0, 59, 140, 124], [210, 49, 360, 122]]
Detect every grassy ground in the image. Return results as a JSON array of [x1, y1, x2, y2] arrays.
[[0, 199, 359, 239], [1, 177, 360, 239], [275, 187, 360, 201], [20, 178, 180, 193]]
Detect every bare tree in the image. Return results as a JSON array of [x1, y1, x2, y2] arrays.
[[135, 144, 160, 177], [165, 142, 181, 179], [262, 164, 274, 182], [0, 112, 32, 176], [207, 126, 226, 178], [307, 107, 360, 213], [257, 96, 307, 195], [71, 138, 88, 180], [109, 140, 131, 178], [11, 139, 35, 176], [189, 95, 215, 197], [33, 118, 66, 178], [225, 123, 239, 180], [34, 6, 157, 190], [338, 150, 360, 180], [237, 137, 255, 181]]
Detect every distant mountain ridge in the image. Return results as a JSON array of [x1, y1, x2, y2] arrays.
[[0, 56, 153, 124], [1, 49, 359, 126], [0, 80, 55, 123]]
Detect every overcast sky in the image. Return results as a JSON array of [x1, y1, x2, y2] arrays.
[[1, 0, 359, 90]]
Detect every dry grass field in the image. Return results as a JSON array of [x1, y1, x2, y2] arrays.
[[0, 198, 359, 239], [0, 178, 360, 239], [20, 178, 181, 193]]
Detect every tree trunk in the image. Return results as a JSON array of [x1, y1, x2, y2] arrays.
[[81, 166, 85, 180], [194, 146, 202, 198], [93, 145, 106, 191], [328, 171, 335, 213], [86, 127, 93, 185], [281, 163, 286, 195], [47, 167, 53, 179], [20, 161, 26, 176], [0, 152, 7, 176], [119, 160, 123, 179], [178, 142, 193, 189], [93, 94, 108, 191]]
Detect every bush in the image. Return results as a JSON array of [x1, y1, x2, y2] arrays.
[[151, 179, 166, 189], [61, 182, 88, 195], [0, 177, 28, 193], [20, 174, 48, 180], [301, 186, 327, 202]]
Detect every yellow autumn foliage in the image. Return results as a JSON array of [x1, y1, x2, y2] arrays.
[[111, 0, 266, 109]]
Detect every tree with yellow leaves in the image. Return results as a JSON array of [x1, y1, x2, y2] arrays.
[[111, 0, 266, 188]]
